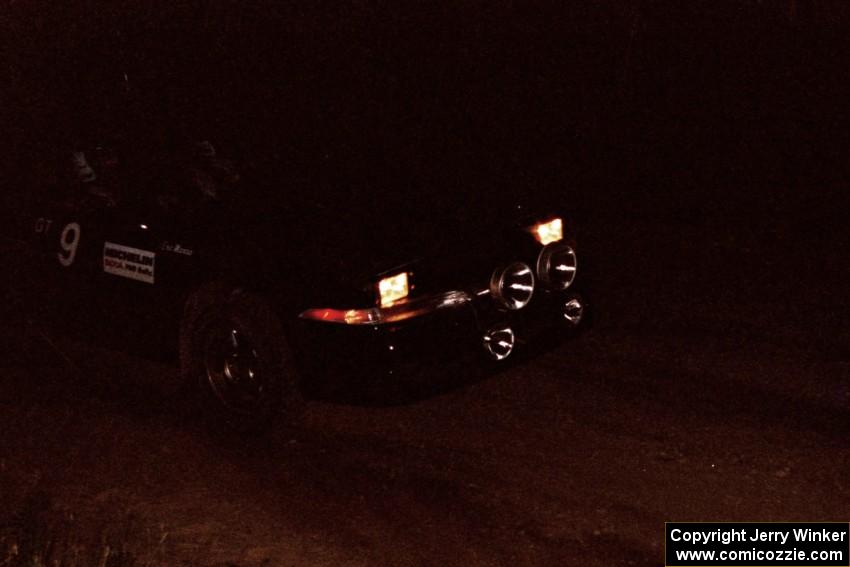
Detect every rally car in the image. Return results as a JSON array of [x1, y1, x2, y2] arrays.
[[1, 5, 589, 430], [1, 147, 586, 430]]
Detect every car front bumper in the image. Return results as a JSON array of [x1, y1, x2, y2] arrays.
[[292, 284, 587, 385]]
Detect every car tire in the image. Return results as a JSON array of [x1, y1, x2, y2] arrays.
[[180, 283, 303, 432]]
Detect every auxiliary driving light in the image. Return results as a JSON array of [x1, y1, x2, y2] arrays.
[[378, 272, 409, 307], [562, 297, 584, 326], [532, 218, 563, 245], [482, 326, 516, 361], [536, 242, 577, 290], [490, 262, 535, 310]]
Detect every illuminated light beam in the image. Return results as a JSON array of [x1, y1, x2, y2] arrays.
[[378, 272, 409, 307]]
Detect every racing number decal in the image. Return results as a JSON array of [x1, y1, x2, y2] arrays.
[[33, 217, 82, 267], [57, 222, 81, 267], [34, 217, 53, 234]]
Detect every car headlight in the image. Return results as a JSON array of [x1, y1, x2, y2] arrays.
[[536, 242, 577, 290], [532, 218, 563, 245], [377, 272, 409, 307], [490, 262, 535, 310]]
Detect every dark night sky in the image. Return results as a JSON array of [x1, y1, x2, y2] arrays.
[[2, 1, 848, 205]]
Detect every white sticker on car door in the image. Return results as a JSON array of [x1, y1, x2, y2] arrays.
[[103, 242, 155, 284]]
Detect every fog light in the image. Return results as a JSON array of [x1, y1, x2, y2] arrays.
[[532, 218, 563, 245], [562, 297, 584, 326], [490, 262, 535, 310], [378, 272, 409, 307], [482, 326, 515, 361], [536, 242, 577, 290]]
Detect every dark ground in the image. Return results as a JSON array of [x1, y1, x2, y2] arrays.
[[2, 3, 850, 566]]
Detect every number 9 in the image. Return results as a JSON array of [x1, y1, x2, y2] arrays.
[[58, 222, 81, 267]]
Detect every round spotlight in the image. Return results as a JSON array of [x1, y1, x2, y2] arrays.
[[490, 262, 535, 310], [482, 326, 516, 361], [536, 242, 577, 290]]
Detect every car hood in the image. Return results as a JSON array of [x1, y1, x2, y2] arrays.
[[241, 137, 568, 304]]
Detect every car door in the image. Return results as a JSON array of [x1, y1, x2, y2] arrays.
[[1, 170, 114, 312], [82, 180, 209, 352]]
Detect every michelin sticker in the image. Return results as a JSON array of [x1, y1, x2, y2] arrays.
[[103, 242, 155, 284]]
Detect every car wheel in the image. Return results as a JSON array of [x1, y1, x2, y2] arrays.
[[180, 283, 303, 432]]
